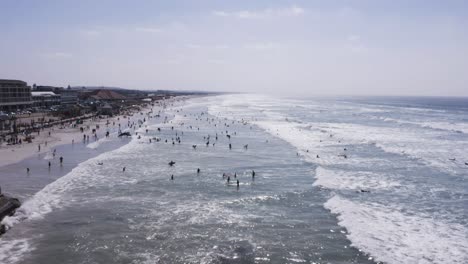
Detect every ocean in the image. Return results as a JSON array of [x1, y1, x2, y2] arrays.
[[0, 94, 467, 264]]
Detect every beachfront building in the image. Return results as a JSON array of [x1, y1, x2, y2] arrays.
[[31, 91, 61, 108], [87, 89, 127, 102], [0, 79, 33, 111], [34, 85, 63, 93], [59, 89, 79, 105]]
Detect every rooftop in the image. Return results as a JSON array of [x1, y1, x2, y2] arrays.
[[89, 90, 127, 100], [31, 91, 58, 97]]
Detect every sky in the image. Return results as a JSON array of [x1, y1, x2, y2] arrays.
[[0, 0, 467, 97]]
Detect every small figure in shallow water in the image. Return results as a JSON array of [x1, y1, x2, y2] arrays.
[[227, 176, 230, 184], [27, 168, 30, 173], [252, 170, 255, 178], [171, 174, 174, 180], [48, 161, 51, 168], [168, 161, 176, 166], [123, 167, 126, 172], [237, 180, 240, 188], [197, 168, 200, 174]]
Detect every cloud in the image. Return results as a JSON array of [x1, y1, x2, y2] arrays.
[[213, 5, 305, 19], [135, 27, 162, 33], [212, 11, 229, 17], [214, 45, 230, 50], [186, 44, 202, 49], [345, 34, 368, 53], [347, 34, 361, 42], [81, 30, 101, 37], [244, 42, 278, 51], [41, 52, 73, 59], [207, 59, 226, 65]]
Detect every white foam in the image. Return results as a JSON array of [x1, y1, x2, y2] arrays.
[[313, 167, 401, 191], [0, 239, 34, 264], [1, 134, 144, 230], [382, 117, 468, 134], [86, 133, 114, 149], [308, 122, 468, 175], [43, 152, 54, 160], [324, 195, 468, 264]]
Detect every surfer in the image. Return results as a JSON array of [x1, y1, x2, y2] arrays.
[[122, 167, 126, 172], [252, 170, 255, 178], [197, 168, 200, 174], [171, 174, 174, 180]]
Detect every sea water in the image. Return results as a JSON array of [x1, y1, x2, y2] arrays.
[[0, 94, 467, 264]]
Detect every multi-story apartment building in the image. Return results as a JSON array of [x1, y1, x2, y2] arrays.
[[0, 79, 33, 111]]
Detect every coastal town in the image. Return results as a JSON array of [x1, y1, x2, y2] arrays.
[[0, 79, 187, 140], [0, 79, 205, 230]]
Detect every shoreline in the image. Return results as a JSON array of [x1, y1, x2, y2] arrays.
[[0, 105, 156, 169], [0, 95, 193, 198], [0, 95, 199, 169]]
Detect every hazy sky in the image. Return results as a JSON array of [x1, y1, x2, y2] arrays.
[[1, 0, 467, 96]]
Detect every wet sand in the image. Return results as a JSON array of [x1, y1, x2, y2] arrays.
[[0, 134, 131, 202]]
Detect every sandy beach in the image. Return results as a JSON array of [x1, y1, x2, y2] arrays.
[[0, 106, 152, 168]]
